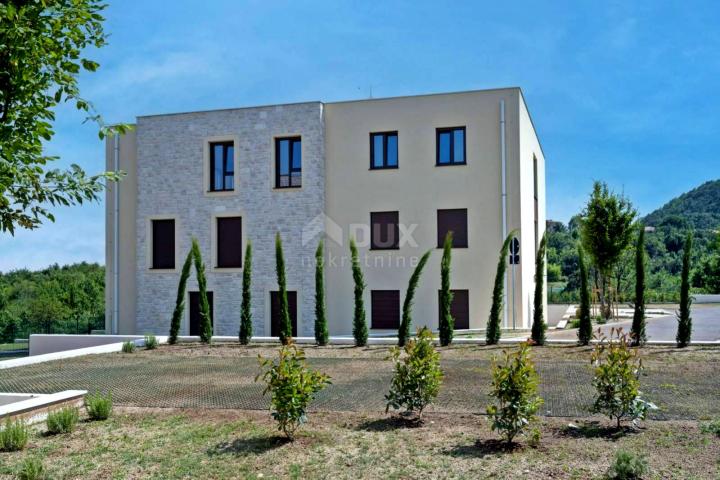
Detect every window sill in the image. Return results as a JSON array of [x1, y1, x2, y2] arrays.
[[211, 266, 243, 273], [369, 166, 399, 171], [273, 186, 303, 191], [369, 247, 400, 251], [148, 267, 178, 274], [204, 189, 237, 198], [435, 162, 467, 167], [436, 245, 469, 249]]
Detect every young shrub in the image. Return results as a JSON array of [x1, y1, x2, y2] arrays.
[[275, 233, 292, 345], [439, 232, 454, 346], [192, 238, 213, 344], [591, 328, 656, 428], [239, 241, 253, 345], [0, 418, 29, 452], [16, 457, 47, 480], [314, 240, 329, 346], [386, 327, 443, 419], [486, 343, 544, 445], [256, 342, 331, 440], [487, 232, 515, 345], [350, 237, 368, 347], [121, 340, 135, 353], [630, 227, 647, 346], [46, 406, 79, 435], [676, 232, 693, 347], [85, 391, 113, 421], [531, 233, 548, 345], [700, 418, 720, 437], [144, 334, 158, 350], [398, 250, 432, 347], [577, 243, 593, 346], [169, 248, 193, 345], [605, 449, 649, 480]]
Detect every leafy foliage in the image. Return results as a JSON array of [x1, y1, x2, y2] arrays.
[[314, 240, 328, 346], [350, 237, 368, 347], [239, 241, 253, 345], [169, 249, 193, 345], [699, 418, 720, 437], [630, 228, 646, 346], [84, 391, 112, 420], [439, 232, 454, 346], [0, 418, 28, 452], [486, 343, 544, 445], [676, 232, 693, 347], [121, 340, 135, 353], [16, 457, 47, 480], [275, 233, 292, 345], [256, 342, 331, 440], [191, 239, 212, 344], [386, 327, 443, 418], [605, 449, 649, 480], [398, 250, 432, 347], [144, 334, 157, 350], [531, 233, 547, 345], [591, 328, 656, 427], [487, 232, 515, 345], [0, 0, 129, 234], [644, 179, 720, 230], [46, 406, 79, 435], [577, 244, 592, 345]]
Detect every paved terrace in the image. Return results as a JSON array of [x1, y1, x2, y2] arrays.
[[0, 344, 717, 420]]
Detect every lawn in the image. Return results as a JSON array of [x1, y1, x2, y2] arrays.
[[0, 408, 718, 479]]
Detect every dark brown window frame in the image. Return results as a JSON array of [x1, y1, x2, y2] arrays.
[[438, 289, 470, 329], [369, 131, 399, 170], [371, 290, 401, 329], [215, 216, 242, 269], [437, 208, 469, 248], [150, 218, 175, 270], [370, 211, 400, 250], [209, 141, 235, 192], [436, 126, 466, 166], [275, 136, 302, 189]]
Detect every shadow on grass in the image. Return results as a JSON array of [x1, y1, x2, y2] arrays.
[[208, 436, 289, 456], [557, 421, 642, 440], [445, 439, 521, 458], [356, 415, 424, 431]]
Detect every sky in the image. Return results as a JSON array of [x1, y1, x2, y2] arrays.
[[1, 0, 719, 271]]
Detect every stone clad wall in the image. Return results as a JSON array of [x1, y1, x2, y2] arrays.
[[135, 103, 325, 336]]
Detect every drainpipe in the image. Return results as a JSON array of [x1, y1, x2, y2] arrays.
[[112, 134, 120, 335], [500, 100, 508, 328]]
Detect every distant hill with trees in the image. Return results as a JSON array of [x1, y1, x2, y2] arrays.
[[643, 179, 720, 230]]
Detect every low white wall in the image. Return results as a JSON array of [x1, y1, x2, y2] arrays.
[[29, 334, 145, 356], [693, 294, 720, 304]]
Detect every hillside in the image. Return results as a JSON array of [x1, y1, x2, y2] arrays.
[[643, 179, 720, 230]]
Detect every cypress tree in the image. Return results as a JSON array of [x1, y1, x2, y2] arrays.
[[398, 249, 432, 346], [239, 241, 253, 345], [531, 233, 547, 345], [486, 232, 515, 345], [169, 248, 193, 345], [577, 243, 592, 346], [631, 227, 647, 346], [439, 232, 454, 346], [192, 239, 212, 344], [350, 237, 368, 347], [676, 232, 693, 348], [275, 232, 292, 345], [314, 239, 329, 346]]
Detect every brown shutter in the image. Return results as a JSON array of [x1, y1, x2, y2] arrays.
[[371, 290, 400, 329], [216, 217, 242, 268], [370, 211, 399, 250], [270, 291, 298, 337], [189, 291, 213, 336], [437, 209, 468, 248], [438, 289, 469, 329], [152, 219, 175, 269]]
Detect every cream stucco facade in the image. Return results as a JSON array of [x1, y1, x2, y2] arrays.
[[105, 88, 545, 337]]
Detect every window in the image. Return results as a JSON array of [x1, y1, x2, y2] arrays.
[[371, 290, 400, 329], [437, 209, 468, 248], [370, 131, 398, 169], [436, 127, 466, 165], [371, 211, 399, 250], [209, 141, 234, 192], [438, 289, 469, 329], [189, 291, 213, 335], [270, 291, 298, 337], [151, 219, 175, 269], [275, 137, 301, 188], [216, 217, 242, 268]]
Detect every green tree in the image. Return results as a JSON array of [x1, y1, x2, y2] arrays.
[[486, 232, 515, 345], [631, 227, 647, 346], [0, 0, 129, 234], [531, 233, 547, 345], [676, 232, 693, 347], [577, 244, 592, 346], [580, 182, 637, 320], [275, 233, 292, 345], [314, 240, 328, 346], [439, 232, 454, 346], [398, 250, 432, 347], [350, 237, 368, 347], [239, 241, 253, 345], [168, 249, 193, 345], [191, 239, 212, 344]]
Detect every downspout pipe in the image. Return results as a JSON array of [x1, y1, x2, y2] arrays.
[[112, 134, 120, 335], [500, 100, 508, 328]]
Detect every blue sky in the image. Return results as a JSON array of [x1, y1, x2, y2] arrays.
[[1, 0, 719, 271]]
